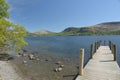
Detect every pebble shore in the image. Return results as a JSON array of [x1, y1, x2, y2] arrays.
[[0, 61, 28, 80]]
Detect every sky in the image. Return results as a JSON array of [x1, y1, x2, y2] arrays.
[[6, 0, 120, 32]]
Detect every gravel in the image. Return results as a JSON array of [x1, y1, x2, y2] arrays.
[[0, 61, 27, 80]]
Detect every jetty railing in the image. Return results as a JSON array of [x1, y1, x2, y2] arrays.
[[79, 40, 117, 76], [90, 41, 101, 59], [79, 40, 101, 75], [109, 41, 117, 61], [76, 41, 119, 80]]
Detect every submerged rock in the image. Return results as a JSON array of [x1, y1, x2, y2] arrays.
[[58, 67, 62, 72], [45, 59, 49, 61], [22, 49, 27, 52], [7, 57, 14, 60], [0, 54, 14, 61], [56, 61, 62, 65], [28, 54, 35, 60], [22, 53, 28, 57], [60, 64, 64, 68], [54, 67, 63, 72], [16, 54, 21, 58], [36, 58, 40, 61], [18, 53, 22, 55], [54, 68, 58, 72], [17, 52, 28, 57], [23, 61, 27, 64]]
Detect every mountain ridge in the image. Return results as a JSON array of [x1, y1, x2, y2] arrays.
[[27, 22, 120, 36], [33, 30, 53, 35]]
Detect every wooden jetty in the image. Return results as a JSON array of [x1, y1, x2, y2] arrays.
[[75, 41, 120, 80]]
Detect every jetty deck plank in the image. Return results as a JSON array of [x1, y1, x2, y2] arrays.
[[76, 46, 120, 80]]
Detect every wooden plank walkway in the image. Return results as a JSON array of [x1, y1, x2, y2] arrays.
[[75, 46, 120, 80]]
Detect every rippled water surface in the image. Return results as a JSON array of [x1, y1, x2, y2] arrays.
[[25, 36, 120, 66], [9, 36, 120, 80]]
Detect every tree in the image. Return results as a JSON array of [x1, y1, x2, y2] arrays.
[[0, 0, 27, 52], [0, 0, 9, 18]]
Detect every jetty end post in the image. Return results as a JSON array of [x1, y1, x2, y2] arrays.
[[79, 48, 84, 76], [104, 40, 106, 46], [97, 41, 100, 48], [95, 42, 97, 52], [90, 44, 94, 59], [96, 41, 98, 49], [111, 43, 114, 54], [113, 44, 117, 61], [99, 40, 101, 47], [97, 41, 100, 49], [109, 41, 112, 50], [95, 41, 99, 51]]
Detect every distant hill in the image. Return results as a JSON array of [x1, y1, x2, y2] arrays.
[[90, 22, 120, 32], [33, 30, 53, 35], [27, 22, 120, 36], [27, 30, 55, 36], [61, 22, 120, 36]]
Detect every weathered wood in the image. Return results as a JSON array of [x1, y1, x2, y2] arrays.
[[98, 41, 101, 47], [96, 41, 100, 50], [96, 42, 98, 50], [75, 46, 120, 80], [90, 44, 94, 59], [113, 44, 117, 61], [79, 49, 84, 75], [97, 41, 99, 48], [104, 40, 106, 45], [111, 43, 114, 54], [96, 42, 98, 49], [94, 42, 97, 52], [109, 41, 112, 50]]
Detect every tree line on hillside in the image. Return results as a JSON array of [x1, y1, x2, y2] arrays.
[[27, 28, 120, 36]]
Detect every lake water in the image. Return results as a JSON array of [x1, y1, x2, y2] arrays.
[[25, 36, 120, 67], [10, 35, 120, 80]]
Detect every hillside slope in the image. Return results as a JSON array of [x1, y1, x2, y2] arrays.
[[61, 22, 120, 35], [33, 30, 53, 35], [27, 22, 120, 36]]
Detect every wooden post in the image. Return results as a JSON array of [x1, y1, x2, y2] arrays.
[[96, 42, 98, 50], [97, 41, 99, 49], [100, 40, 102, 46], [79, 49, 84, 76], [90, 44, 94, 59], [98, 41, 99, 48], [109, 41, 111, 50], [97, 42, 98, 49], [104, 40, 106, 46], [95, 42, 97, 52], [99, 41, 101, 47], [113, 44, 117, 61], [111, 43, 114, 54]]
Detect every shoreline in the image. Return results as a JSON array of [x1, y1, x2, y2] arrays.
[[0, 60, 28, 80], [10, 51, 79, 80]]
